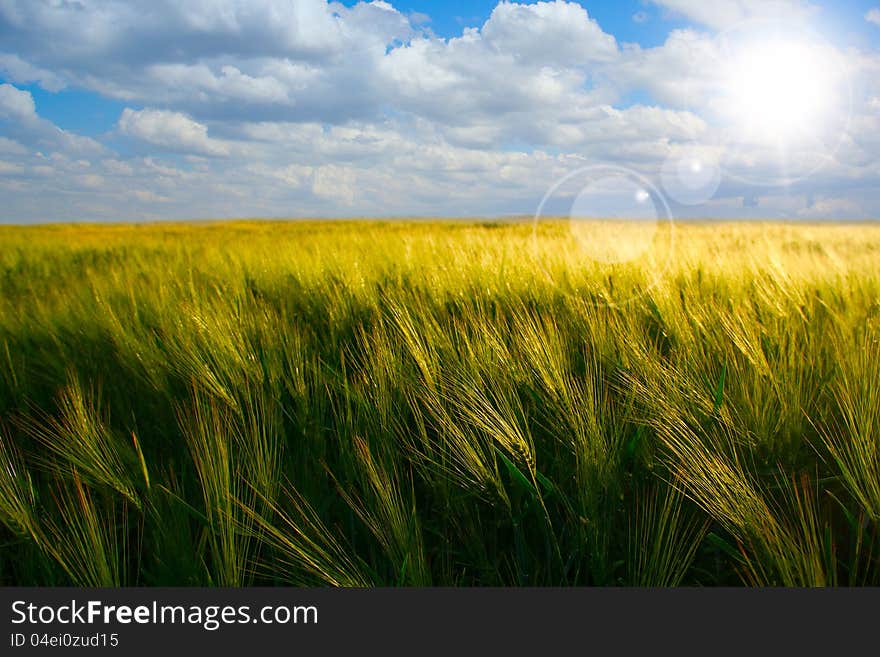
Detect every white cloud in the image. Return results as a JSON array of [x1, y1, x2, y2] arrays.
[[118, 108, 230, 157], [0, 1, 621, 128], [649, 0, 816, 30], [0, 136, 27, 155], [0, 83, 37, 122], [145, 63, 293, 107], [0, 1, 877, 222], [75, 173, 105, 189], [375, 3, 628, 146], [126, 189, 171, 203], [0, 160, 24, 175], [0, 0, 414, 87], [798, 197, 864, 219], [867, 9, 880, 26], [0, 54, 66, 92], [313, 165, 357, 204], [101, 159, 134, 176], [0, 83, 105, 157], [480, 1, 617, 65]]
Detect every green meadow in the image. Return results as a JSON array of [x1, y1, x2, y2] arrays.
[[0, 219, 878, 586]]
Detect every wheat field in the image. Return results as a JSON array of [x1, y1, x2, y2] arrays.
[[0, 219, 878, 586]]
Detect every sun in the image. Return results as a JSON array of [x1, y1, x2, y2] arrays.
[[721, 39, 838, 145]]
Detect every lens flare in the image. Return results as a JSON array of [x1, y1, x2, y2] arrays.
[[661, 149, 722, 206]]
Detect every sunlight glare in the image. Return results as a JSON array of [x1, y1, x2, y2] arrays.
[[722, 40, 837, 144]]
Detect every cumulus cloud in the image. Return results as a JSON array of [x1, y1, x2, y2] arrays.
[[0, 83, 106, 157], [480, 1, 617, 64], [0, 0, 380, 64], [117, 108, 230, 157], [0, 54, 65, 92], [0, 1, 877, 222], [0, 0, 414, 92], [867, 9, 880, 26], [0, 82, 37, 122]]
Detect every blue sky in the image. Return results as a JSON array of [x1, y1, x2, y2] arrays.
[[1, 0, 879, 222]]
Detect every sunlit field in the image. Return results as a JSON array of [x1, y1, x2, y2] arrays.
[[1, 220, 878, 586]]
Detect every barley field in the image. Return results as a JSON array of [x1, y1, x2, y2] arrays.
[[0, 219, 878, 586]]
